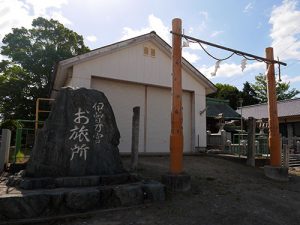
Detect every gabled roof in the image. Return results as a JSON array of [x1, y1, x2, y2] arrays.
[[237, 98, 300, 119], [206, 98, 241, 120], [51, 31, 216, 96]]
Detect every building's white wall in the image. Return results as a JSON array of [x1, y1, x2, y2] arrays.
[[90, 78, 145, 152], [146, 86, 171, 152], [70, 40, 208, 150], [72, 41, 206, 92], [182, 91, 192, 151], [90, 77, 193, 152], [146, 86, 193, 152], [194, 92, 207, 147]]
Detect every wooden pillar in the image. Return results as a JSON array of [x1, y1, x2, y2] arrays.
[[247, 117, 256, 167], [266, 47, 281, 166], [170, 18, 183, 174], [131, 106, 140, 171]]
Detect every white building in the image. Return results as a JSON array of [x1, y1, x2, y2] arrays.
[[51, 32, 216, 153]]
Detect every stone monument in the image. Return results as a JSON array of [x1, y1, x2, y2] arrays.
[[0, 88, 165, 222], [26, 87, 125, 177]]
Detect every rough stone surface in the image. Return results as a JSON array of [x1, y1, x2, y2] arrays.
[[8, 173, 138, 190], [113, 183, 144, 206], [0, 194, 51, 219], [65, 189, 100, 211], [26, 88, 125, 177], [0, 181, 165, 220], [142, 181, 165, 202]]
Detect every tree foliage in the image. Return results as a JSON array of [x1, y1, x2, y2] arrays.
[[240, 81, 259, 106], [0, 17, 90, 120], [208, 83, 241, 109], [251, 73, 300, 103]]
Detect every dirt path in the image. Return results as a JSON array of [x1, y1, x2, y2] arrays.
[[44, 155, 300, 225]]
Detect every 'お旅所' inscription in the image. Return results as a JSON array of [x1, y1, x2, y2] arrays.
[[69, 107, 90, 160], [69, 103, 106, 161]]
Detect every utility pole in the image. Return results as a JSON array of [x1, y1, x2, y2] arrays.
[[162, 18, 190, 191], [264, 47, 288, 181], [266, 47, 281, 166], [170, 18, 183, 174]]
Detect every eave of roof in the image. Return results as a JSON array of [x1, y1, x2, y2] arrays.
[[207, 99, 241, 120], [237, 98, 300, 119], [51, 31, 217, 96]]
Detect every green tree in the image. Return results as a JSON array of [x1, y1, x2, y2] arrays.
[[208, 83, 241, 109], [240, 81, 259, 106], [0, 17, 90, 120], [251, 73, 300, 103], [0, 63, 36, 120]]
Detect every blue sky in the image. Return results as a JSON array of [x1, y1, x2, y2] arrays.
[[1, 0, 300, 93]]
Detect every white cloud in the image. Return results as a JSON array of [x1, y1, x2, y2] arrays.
[[281, 74, 300, 83], [198, 11, 208, 32], [85, 35, 97, 42], [182, 50, 200, 63], [0, 0, 70, 43], [50, 11, 71, 25], [243, 2, 254, 13], [269, 0, 300, 61], [25, 0, 68, 17], [189, 42, 202, 50], [121, 14, 170, 43], [210, 30, 224, 38], [0, 0, 32, 41], [198, 61, 265, 79]]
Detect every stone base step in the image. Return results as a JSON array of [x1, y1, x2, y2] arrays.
[[0, 180, 165, 221], [7, 173, 138, 190]]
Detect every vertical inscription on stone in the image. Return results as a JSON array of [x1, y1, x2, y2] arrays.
[[93, 102, 105, 144], [69, 107, 90, 160]]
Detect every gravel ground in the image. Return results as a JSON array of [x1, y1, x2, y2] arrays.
[[47, 155, 300, 225]]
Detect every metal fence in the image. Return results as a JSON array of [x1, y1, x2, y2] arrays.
[[13, 120, 37, 163]]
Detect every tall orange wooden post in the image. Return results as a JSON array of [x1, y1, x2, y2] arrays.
[[162, 18, 191, 191], [264, 47, 288, 181], [266, 47, 281, 166], [170, 18, 183, 174]]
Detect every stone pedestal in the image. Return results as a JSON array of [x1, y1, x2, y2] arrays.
[[0, 179, 165, 221], [161, 172, 191, 192], [264, 165, 289, 182]]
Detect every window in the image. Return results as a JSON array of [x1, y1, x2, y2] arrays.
[[144, 46, 149, 55], [150, 48, 156, 57]]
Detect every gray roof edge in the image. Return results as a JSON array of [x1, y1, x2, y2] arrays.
[[237, 97, 300, 110]]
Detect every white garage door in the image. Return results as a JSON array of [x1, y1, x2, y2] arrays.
[[91, 77, 192, 153], [146, 86, 192, 152], [91, 78, 145, 152]]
